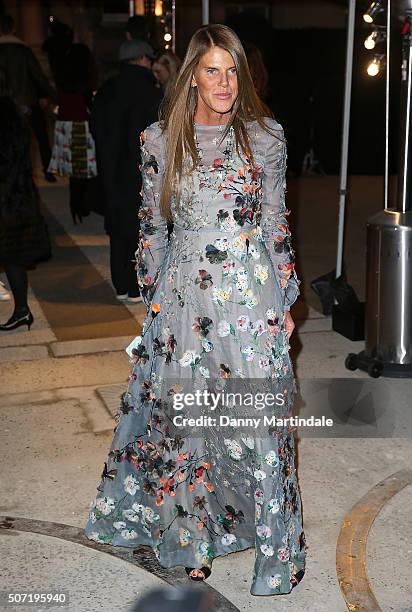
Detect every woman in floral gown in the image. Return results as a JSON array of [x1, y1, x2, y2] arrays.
[[85, 24, 306, 597]]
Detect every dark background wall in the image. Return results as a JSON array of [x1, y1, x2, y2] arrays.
[[226, 10, 401, 176]]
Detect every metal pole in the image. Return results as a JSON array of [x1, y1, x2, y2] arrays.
[[336, 0, 356, 278], [202, 0, 209, 25], [396, 0, 412, 212], [336, 0, 356, 279], [384, 0, 391, 209], [336, 0, 357, 277], [172, 0, 176, 53]]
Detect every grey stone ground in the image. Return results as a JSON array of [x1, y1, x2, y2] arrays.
[[0, 175, 411, 612]]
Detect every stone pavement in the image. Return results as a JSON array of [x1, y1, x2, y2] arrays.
[[0, 177, 411, 612]]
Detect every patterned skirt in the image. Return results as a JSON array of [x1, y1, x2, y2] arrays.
[[48, 120, 97, 179]]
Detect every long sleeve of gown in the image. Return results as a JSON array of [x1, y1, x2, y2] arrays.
[[136, 123, 169, 308], [260, 123, 300, 311]]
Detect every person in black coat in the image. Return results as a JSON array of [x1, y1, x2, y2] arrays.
[[0, 68, 50, 332], [42, 19, 74, 85], [90, 40, 161, 303], [0, 14, 57, 183]]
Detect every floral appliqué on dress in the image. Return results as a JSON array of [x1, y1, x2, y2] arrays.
[[85, 119, 306, 597]]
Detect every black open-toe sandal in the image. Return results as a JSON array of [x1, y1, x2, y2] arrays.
[[185, 566, 212, 581], [291, 569, 305, 588]]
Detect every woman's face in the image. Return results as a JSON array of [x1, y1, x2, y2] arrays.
[[152, 62, 170, 86], [192, 46, 238, 121]]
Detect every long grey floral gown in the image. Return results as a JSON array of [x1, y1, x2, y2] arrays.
[[85, 118, 307, 596]]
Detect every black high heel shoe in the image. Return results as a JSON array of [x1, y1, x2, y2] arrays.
[[185, 566, 211, 581], [0, 310, 34, 331]]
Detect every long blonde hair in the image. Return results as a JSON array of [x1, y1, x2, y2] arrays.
[[160, 24, 273, 221]]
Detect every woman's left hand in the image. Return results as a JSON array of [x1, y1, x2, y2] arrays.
[[284, 310, 295, 338]]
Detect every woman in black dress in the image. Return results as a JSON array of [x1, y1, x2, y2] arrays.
[[0, 68, 50, 331]]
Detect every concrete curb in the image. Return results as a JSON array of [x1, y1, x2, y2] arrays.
[[51, 336, 133, 358], [0, 515, 241, 612]]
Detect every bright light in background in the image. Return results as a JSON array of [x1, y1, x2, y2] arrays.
[[364, 31, 378, 50], [164, 32, 172, 42], [155, 0, 163, 17], [49, 15, 54, 23], [367, 57, 381, 76], [363, 1, 384, 24], [135, 0, 144, 16]]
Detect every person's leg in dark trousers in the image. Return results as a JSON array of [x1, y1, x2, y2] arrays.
[[69, 177, 90, 224], [110, 234, 127, 296], [29, 104, 53, 176], [125, 234, 140, 298], [109, 234, 140, 298]]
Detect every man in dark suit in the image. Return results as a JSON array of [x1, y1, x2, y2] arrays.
[[90, 40, 161, 303]]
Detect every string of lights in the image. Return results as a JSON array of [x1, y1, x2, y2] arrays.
[[363, 1, 385, 23], [364, 27, 386, 50], [161, 0, 175, 51], [363, 1, 386, 76], [367, 53, 386, 75]]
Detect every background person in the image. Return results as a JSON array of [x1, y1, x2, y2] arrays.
[[48, 43, 98, 223], [42, 18, 74, 86], [90, 40, 161, 303], [126, 15, 150, 42], [0, 13, 57, 183], [0, 68, 50, 332], [152, 50, 181, 100]]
